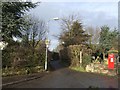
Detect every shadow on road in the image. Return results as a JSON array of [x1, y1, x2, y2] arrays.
[[49, 60, 67, 71]]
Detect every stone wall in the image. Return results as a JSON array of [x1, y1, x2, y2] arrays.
[[85, 62, 117, 76]]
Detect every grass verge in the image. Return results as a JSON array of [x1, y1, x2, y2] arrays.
[[70, 66, 85, 72]]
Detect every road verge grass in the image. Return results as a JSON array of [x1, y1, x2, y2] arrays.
[[70, 66, 118, 78], [69, 66, 85, 72]]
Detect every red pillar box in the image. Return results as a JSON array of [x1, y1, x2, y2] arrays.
[[108, 54, 114, 69]]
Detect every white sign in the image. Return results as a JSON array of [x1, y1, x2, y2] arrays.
[[111, 58, 114, 62], [45, 39, 50, 45]]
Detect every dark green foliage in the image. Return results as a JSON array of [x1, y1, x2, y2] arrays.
[[1, 2, 37, 42], [60, 45, 92, 67], [2, 41, 46, 68], [82, 53, 91, 68], [60, 20, 90, 47], [59, 47, 70, 64], [99, 26, 119, 52], [70, 21, 90, 45], [2, 41, 20, 68], [59, 16, 91, 67], [99, 26, 110, 47], [1, 2, 47, 72], [52, 52, 59, 60], [2, 48, 12, 68]]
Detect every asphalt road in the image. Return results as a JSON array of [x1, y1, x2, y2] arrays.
[[3, 60, 118, 88]]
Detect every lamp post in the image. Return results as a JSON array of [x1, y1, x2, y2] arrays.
[[45, 39, 49, 71], [45, 17, 59, 71]]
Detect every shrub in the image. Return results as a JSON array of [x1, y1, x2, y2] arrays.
[[2, 42, 46, 69], [59, 45, 92, 67], [59, 47, 70, 64], [2, 66, 44, 77], [82, 53, 91, 68]]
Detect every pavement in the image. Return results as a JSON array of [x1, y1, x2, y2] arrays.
[[2, 71, 49, 88], [1, 60, 60, 88]]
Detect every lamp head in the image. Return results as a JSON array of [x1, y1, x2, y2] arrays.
[[53, 17, 59, 20]]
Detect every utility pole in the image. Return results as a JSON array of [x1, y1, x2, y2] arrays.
[[45, 39, 49, 71]]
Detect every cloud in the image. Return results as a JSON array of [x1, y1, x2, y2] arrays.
[[28, 2, 118, 50], [82, 10, 117, 28]]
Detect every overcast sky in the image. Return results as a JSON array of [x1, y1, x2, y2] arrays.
[[28, 1, 118, 51]]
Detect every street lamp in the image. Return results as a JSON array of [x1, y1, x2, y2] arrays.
[[53, 17, 59, 20], [45, 17, 59, 71]]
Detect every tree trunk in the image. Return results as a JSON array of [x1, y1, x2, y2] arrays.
[[103, 52, 105, 61]]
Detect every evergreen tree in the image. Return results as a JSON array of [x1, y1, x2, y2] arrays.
[[60, 20, 90, 46], [1, 2, 38, 43], [99, 25, 119, 51], [99, 25, 110, 51]]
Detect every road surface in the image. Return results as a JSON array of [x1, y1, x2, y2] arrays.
[[3, 60, 118, 88]]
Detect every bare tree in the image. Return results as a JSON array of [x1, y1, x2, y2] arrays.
[[22, 15, 46, 64], [53, 14, 82, 41], [60, 14, 81, 32], [85, 26, 101, 45], [24, 15, 46, 49]]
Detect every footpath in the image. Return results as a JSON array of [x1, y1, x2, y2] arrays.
[[2, 71, 50, 88], [1, 60, 64, 89], [1, 60, 58, 88]]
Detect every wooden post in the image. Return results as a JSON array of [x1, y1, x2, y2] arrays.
[[103, 52, 105, 61], [80, 51, 82, 67]]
